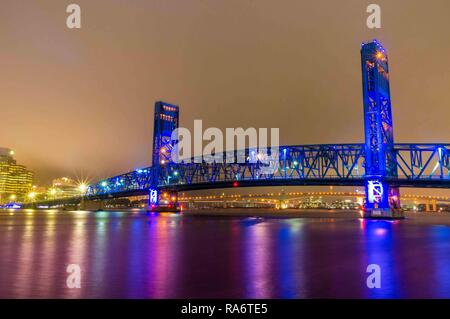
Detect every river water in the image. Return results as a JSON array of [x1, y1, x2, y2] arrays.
[[0, 209, 449, 298]]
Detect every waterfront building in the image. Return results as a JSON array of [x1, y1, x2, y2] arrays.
[[0, 148, 33, 204], [47, 177, 80, 199]]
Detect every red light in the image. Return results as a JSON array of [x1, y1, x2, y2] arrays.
[[233, 181, 239, 187]]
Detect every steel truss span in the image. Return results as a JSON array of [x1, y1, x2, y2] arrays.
[[85, 143, 450, 198]]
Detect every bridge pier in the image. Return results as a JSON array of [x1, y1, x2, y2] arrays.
[[362, 180, 404, 218], [148, 189, 180, 212], [364, 180, 403, 219]]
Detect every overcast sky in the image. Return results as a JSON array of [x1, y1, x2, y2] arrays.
[[1, 0, 449, 186]]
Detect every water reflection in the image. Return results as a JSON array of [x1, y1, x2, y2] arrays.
[[360, 219, 402, 298], [430, 225, 450, 298], [146, 214, 180, 298], [243, 219, 271, 298], [37, 215, 56, 297], [0, 210, 449, 298], [275, 220, 305, 298], [13, 215, 34, 297]]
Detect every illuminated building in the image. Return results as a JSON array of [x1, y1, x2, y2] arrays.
[[0, 148, 33, 203], [48, 177, 80, 199]]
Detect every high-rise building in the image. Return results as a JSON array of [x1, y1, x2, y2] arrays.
[[0, 148, 33, 204]]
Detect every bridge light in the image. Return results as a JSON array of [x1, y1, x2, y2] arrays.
[[101, 181, 108, 187], [173, 171, 179, 176], [376, 51, 383, 59], [233, 181, 239, 187], [160, 148, 166, 154], [78, 183, 88, 194], [160, 160, 166, 165]]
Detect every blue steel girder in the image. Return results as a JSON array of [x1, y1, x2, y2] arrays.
[[85, 144, 365, 196], [84, 143, 450, 199], [393, 144, 450, 181], [159, 144, 365, 188]]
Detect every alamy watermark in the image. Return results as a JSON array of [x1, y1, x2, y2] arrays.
[[366, 4, 381, 29], [66, 264, 81, 289], [66, 4, 81, 29], [366, 264, 381, 289], [169, 120, 280, 175]]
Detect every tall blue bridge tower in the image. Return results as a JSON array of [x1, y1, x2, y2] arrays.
[[361, 40, 402, 218], [150, 101, 180, 210]]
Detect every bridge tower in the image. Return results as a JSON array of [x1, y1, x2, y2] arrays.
[[150, 101, 180, 211], [361, 40, 402, 219]]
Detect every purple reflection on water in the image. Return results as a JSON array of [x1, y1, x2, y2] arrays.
[[360, 219, 402, 298], [243, 219, 271, 298], [0, 210, 450, 298]]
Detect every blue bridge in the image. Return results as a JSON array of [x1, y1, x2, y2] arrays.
[[49, 40, 450, 218]]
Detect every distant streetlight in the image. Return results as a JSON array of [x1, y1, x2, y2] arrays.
[[49, 188, 57, 198], [27, 192, 36, 204]]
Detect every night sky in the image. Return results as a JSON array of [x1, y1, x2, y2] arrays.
[[1, 0, 449, 185]]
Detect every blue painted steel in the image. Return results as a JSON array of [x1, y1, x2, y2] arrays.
[[151, 101, 179, 206], [85, 143, 450, 198], [152, 101, 179, 173], [361, 39, 399, 212]]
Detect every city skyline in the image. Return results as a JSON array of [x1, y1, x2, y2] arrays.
[[1, 1, 450, 185]]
